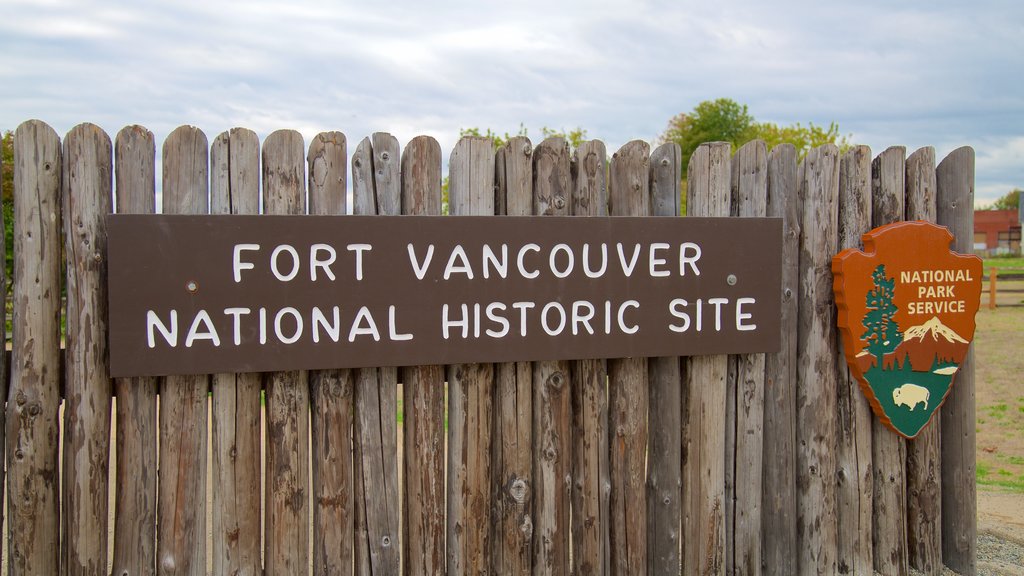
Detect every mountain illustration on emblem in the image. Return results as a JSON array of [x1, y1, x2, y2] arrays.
[[832, 221, 983, 439]]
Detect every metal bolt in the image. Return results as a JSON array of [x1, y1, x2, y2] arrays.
[[727, 274, 737, 286], [186, 280, 199, 293]]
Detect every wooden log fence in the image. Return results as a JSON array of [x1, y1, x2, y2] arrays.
[[0, 119, 980, 575]]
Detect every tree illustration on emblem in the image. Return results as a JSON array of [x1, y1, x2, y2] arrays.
[[862, 264, 903, 366]]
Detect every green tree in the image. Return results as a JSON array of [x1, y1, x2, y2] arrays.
[[861, 264, 902, 365], [2, 130, 12, 299], [443, 125, 589, 213], [660, 98, 850, 215], [986, 188, 1020, 211]]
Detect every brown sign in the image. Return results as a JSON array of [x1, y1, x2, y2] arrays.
[[107, 215, 782, 377], [833, 221, 982, 438]]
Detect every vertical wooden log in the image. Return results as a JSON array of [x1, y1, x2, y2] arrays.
[[446, 136, 495, 575], [262, 129, 310, 575], [796, 144, 840, 576], [209, 127, 262, 576], [401, 135, 446, 576], [112, 125, 158, 576], [729, 140, 767, 576], [0, 127, 5, 572], [307, 130, 355, 576], [8, 119, 62, 575], [530, 137, 573, 576], [835, 145, 874, 575], [761, 144, 800, 576], [608, 139, 649, 576], [569, 138, 611, 576], [352, 133, 402, 575], [871, 146, 909, 576], [647, 141, 682, 576], [492, 136, 534, 576], [937, 147, 976, 576], [683, 142, 730, 576], [62, 123, 113, 576], [158, 125, 209, 576], [904, 146, 943, 575]]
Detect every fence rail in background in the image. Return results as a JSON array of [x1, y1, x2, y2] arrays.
[[1, 119, 978, 576]]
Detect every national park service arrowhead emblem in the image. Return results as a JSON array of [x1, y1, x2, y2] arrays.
[[833, 221, 983, 438]]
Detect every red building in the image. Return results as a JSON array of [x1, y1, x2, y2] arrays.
[[973, 209, 1021, 255]]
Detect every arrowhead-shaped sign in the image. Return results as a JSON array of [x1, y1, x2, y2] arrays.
[[832, 221, 983, 438]]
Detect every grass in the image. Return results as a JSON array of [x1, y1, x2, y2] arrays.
[[975, 306, 1024, 491], [982, 256, 1024, 273]]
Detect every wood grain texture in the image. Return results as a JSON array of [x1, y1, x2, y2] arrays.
[[647, 141, 682, 576], [307, 130, 355, 576], [8, 119, 62, 575], [871, 145, 909, 576], [112, 125, 158, 576], [62, 123, 113, 576], [0, 128, 5, 572], [608, 140, 650, 576], [262, 129, 311, 576], [836, 145, 874, 576], [446, 136, 496, 575], [352, 133, 402, 575], [761, 144, 800, 576], [729, 140, 767, 576], [904, 146, 943, 576], [570, 139, 610, 576], [531, 137, 573, 576], [159, 126, 210, 576], [936, 147, 976, 576], [683, 142, 730, 576], [400, 135, 446, 576], [492, 136, 534, 576], [209, 127, 262, 576], [795, 144, 840, 576]]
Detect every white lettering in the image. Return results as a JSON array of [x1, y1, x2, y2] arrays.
[[147, 310, 178, 348], [186, 310, 220, 347], [233, 244, 260, 283], [347, 244, 372, 281], [310, 244, 337, 281], [271, 245, 300, 281]]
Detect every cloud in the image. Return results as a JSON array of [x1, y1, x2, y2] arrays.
[[2, 0, 1022, 205]]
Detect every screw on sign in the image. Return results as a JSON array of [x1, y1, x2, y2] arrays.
[[832, 220, 983, 438]]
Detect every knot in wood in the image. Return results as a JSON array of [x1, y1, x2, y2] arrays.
[[28, 403, 41, 417], [508, 477, 529, 503], [14, 449, 24, 460], [547, 372, 564, 390], [520, 514, 533, 538], [661, 158, 670, 167], [380, 151, 390, 161], [553, 196, 565, 209], [521, 143, 532, 156], [16, 392, 26, 406], [381, 535, 392, 547]]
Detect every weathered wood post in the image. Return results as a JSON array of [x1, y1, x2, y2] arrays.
[[112, 125, 158, 576], [351, 132, 402, 575], [871, 146, 909, 576], [401, 135, 446, 576], [796, 144, 840, 575], [938, 147, 977, 575], [491, 135, 535, 576], [158, 125, 210, 576], [608, 140, 651, 575], [530, 137, 573, 576], [62, 122, 114, 575], [210, 127, 263, 575], [9, 119, 62, 575], [836, 145, 874, 574]]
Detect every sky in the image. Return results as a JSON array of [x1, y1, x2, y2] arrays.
[[2, 0, 1022, 207]]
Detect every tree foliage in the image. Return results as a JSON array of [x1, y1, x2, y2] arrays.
[[985, 188, 1020, 211], [862, 264, 902, 364], [443, 125, 589, 213], [2, 130, 12, 296], [660, 98, 850, 215]]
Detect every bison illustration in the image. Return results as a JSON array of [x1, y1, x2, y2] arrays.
[[892, 383, 930, 411]]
